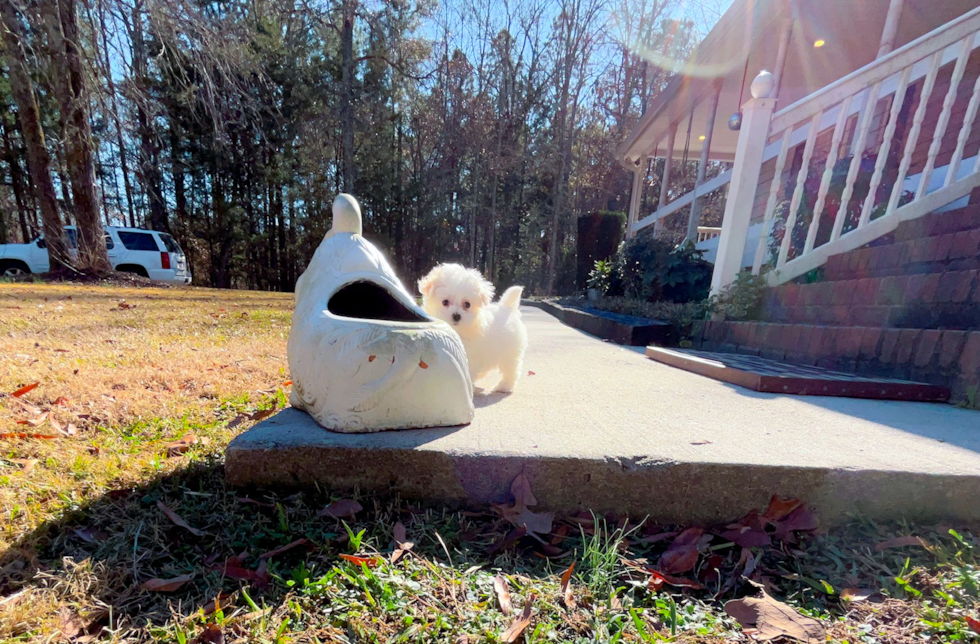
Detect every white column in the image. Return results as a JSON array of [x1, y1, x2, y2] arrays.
[[685, 84, 722, 242], [709, 82, 776, 297], [626, 161, 644, 238], [653, 125, 677, 236], [877, 0, 904, 58]]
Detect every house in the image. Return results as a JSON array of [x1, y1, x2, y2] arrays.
[[618, 0, 980, 401]]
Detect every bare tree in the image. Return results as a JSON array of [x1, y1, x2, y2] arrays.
[[543, 0, 605, 294], [0, 0, 71, 271], [42, 0, 111, 271]]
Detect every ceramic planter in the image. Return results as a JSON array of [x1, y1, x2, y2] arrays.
[[287, 194, 474, 432]]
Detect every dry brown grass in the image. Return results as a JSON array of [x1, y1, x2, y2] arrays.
[[0, 282, 293, 556]]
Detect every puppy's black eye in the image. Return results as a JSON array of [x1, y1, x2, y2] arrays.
[[463, 301, 471, 309], [442, 299, 449, 307]]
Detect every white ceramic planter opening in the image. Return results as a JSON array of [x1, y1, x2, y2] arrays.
[[287, 194, 475, 433]]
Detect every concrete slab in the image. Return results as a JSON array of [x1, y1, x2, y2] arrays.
[[226, 308, 980, 525]]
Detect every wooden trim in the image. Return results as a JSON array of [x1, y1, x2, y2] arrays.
[[771, 8, 980, 133]]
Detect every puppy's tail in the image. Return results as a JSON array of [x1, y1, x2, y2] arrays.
[[498, 285, 524, 310]]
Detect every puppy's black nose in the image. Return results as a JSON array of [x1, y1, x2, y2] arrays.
[[452, 313, 461, 322]]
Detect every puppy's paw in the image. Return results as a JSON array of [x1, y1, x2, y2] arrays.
[[493, 382, 515, 394]]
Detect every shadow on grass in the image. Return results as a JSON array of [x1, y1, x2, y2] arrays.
[[2, 449, 977, 643]]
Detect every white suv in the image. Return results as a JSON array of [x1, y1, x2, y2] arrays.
[[0, 226, 192, 284]]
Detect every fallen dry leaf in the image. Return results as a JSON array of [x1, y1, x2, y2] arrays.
[[391, 522, 414, 564], [496, 472, 554, 539], [198, 591, 235, 616], [875, 535, 930, 551], [165, 433, 198, 456], [12, 458, 38, 473], [73, 527, 109, 543], [227, 414, 249, 430], [840, 587, 874, 602], [0, 432, 60, 440], [249, 408, 276, 422], [501, 595, 535, 643], [11, 382, 39, 397], [560, 562, 576, 608], [966, 616, 980, 635], [725, 590, 825, 642], [338, 554, 381, 567], [527, 370, 536, 376], [142, 573, 195, 592], [236, 497, 275, 508], [494, 574, 513, 616], [53, 396, 70, 406], [648, 570, 704, 591], [763, 496, 803, 522], [259, 538, 309, 560], [658, 527, 704, 575], [214, 556, 271, 588], [318, 499, 363, 519], [690, 440, 712, 445], [157, 501, 207, 537], [18, 411, 49, 427], [189, 623, 224, 644]]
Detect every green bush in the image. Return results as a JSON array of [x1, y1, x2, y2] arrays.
[[587, 259, 613, 294], [608, 232, 712, 304], [577, 212, 626, 288], [560, 294, 709, 339], [709, 270, 768, 320]]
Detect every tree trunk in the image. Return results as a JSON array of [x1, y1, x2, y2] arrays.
[[98, 0, 136, 227], [0, 0, 70, 270], [43, 0, 111, 272], [0, 101, 31, 242], [131, 3, 167, 231], [340, 0, 356, 193]]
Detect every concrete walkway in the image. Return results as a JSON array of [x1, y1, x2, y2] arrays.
[[227, 308, 980, 524]]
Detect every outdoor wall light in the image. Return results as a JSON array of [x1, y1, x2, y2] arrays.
[[698, 135, 706, 141], [813, 39, 826, 48], [728, 111, 742, 130]]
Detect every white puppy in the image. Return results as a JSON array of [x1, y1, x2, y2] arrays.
[[418, 263, 527, 393]]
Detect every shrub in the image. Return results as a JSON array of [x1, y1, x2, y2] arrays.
[[587, 259, 613, 294], [709, 270, 768, 320], [577, 212, 626, 289], [608, 232, 712, 304]]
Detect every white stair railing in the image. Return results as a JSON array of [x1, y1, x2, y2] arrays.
[[745, 7, 980, 285]]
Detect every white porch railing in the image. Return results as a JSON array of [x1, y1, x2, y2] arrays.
[[732, 7, 980, 288], [696, 226, 722, 242]]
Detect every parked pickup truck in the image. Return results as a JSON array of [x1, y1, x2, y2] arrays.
[[0, 226, 192, 284]]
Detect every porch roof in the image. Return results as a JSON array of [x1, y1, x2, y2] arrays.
[[618, 0, 980, 165]]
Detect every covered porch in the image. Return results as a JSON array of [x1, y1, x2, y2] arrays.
[[618, 0, 980, 293]]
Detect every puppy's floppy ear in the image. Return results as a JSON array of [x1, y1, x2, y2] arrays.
[[418, 266, 441, 298]]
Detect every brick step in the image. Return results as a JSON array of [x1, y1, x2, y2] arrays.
[[691, 320, 980, 401], [824, 229, 980, 281], [764, 270, 980, 329], [892, 204, 980, 243]]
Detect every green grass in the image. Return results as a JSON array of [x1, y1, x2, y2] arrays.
[[1, 283, 979, 642]]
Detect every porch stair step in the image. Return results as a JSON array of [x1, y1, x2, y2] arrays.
[[691, 320, 979, 401], [823, 229, 980, 281], [764, 269, 980, 329], [645, 347, 950, 401]]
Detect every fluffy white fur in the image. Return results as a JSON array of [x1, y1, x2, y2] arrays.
[[418, 263, 527, 393]]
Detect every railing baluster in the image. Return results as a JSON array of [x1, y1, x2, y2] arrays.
[[917, 37, 973, 198], [777, 113, 821, 268], [805, 96, 853, 254], [752, 128, 792, 274], [859, 67, 913, 227], [946, 71, 980, 187], [886, 51, 943, 217], [831, 83, 881, 242]]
